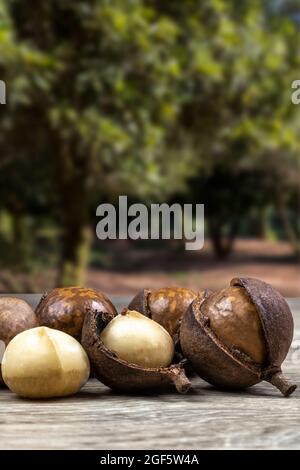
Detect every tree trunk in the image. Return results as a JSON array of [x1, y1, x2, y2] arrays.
[[276, 193, 300, 259], [58, 223, 92, 286], [256, 208, 268, 239], [209, 217, 239, 260], [12, 211, 25, 256], [10, 206, 30, 270], [54, 141, 93, 286]]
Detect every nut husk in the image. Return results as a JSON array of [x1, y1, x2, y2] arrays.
[[180, 277, 297, 397], [35, 287, 117, 341], [0, 297, 38, 387], [81, 304, 191, 394], [128, 287, 198, 343]]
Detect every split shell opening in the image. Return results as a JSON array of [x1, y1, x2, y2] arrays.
[[81, 304, 191, 394], [180, 277, 297, 397]]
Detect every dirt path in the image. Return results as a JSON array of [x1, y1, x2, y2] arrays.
[[86, 239, 300, 297], [0, 239, 299, 296]]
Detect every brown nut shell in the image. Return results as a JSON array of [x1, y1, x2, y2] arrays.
[[129, 287, 198, 342], [230, 277, 293, 370], [0, 297, 38, 387], [201, 286, 267, 364], [180, 278, 296, 397], [81, 306, 191, 394], [35, 287, 117, 340]]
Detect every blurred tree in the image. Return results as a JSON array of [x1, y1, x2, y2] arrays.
[[1, 0, 195, 285], [277, 0, 300, 23], [152, 0, 300, 257], [0, 0, 299, 285], [0, 1, 56, 276]]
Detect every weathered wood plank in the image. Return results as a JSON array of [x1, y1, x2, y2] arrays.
[[0, 296, 299, 450]]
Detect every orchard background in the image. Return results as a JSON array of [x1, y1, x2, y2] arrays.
[[0, 0, 299, 295]]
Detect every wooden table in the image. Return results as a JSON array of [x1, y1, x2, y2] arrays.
[[0, 295, 300, 450]]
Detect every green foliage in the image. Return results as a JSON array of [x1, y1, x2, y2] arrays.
[[0, 0, 299, 275]]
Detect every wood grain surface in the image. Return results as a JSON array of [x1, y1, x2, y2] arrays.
[[0, 295, 300, 450]]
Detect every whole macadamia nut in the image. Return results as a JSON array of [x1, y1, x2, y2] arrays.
[[180, 277, 296, 396], [36, 287, 117, 340], [2, 327, 90, 398], [0, 297, 38, 344], [129, 287, 198, 341]]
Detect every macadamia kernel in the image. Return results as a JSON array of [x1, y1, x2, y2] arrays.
[[2, 327, 90, 398], [100, 310, 174, 368]]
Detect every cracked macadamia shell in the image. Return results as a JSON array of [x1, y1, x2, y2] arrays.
[[35, 287, 117, 340], [0, 297, 38, 386], [180, 277, 296, 396], [2, 327, 90, 398], [82, 307, 190, 394], [128, 287, 198, 341]]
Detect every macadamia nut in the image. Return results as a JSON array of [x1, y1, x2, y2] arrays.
[[100, 310, 174, 368], [2, 327, 90, 398]]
